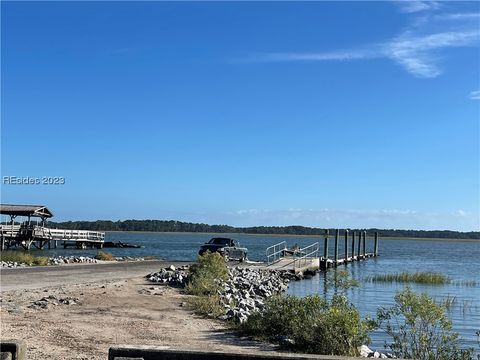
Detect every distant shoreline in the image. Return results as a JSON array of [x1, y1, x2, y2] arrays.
[[104, 230, 480, 243]]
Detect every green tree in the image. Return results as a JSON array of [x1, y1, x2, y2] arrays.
[[376, 287, 474, 360]]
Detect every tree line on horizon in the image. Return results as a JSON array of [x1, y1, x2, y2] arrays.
[[45, 219, 480, 240]]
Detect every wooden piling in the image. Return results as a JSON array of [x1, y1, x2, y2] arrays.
[[344, 229, 349, 264], [362, 231, 366, 257], [351, 231, 356, 259], [323, 229, 329, 259], [374, 232, 379, 256], [334, 229, 339, 264], [357, 230, 361, 259]]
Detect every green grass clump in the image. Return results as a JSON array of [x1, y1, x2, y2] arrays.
[[94, 251, 115, 261], [185, 251, 228, 296], [367, 271, 449, 285], [241, 294, 374, 356], [0, 251, 49, 266], [186, 295, 225, 318], [185, 251, 229, 317]]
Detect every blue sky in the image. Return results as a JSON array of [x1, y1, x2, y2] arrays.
[[1, 1, 479, 231]]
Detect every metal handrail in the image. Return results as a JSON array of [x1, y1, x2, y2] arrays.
[[266, 241, 287, 264], [294, 242, 319, 271]]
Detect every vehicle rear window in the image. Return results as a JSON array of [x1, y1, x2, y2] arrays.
[[209, 238, 232, 245]]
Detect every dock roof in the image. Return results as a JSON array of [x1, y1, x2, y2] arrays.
[[0, 204, 54, 218]]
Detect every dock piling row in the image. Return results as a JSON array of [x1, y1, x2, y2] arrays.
[[319, 230, 379, 270]]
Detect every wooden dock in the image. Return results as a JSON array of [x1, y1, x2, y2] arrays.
[[0, 204, 105, 250], [251, 230, 379, 274]]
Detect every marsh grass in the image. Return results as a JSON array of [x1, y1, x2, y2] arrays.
[[367, 271, 450, 285], [454, 280, 479, 287], [94, 251, 115, 261], [0, 251, 49, 266], [442, 295, 457, 310]]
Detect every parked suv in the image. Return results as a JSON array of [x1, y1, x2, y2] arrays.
[[198, 237, 248, 262]]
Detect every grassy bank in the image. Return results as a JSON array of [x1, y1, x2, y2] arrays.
[[94, 251, 115, 261], [0, 251, 49, 266]]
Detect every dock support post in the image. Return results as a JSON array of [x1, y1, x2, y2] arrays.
[[321, 229, 329, 270], [334, 229, 339, 266], [323, 229, 329, 259], [357, 230, 361, 260], [374, 232, 378, 256], [362, 231, 366, 258], [1, 234, 4, 251], [344, 229, 349, 264], [351, 231, 356, 259]]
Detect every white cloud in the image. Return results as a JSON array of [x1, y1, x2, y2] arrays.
[[385, 30, 480, 77], [250, 30, 479, 78], [244, 4, 479, 79], [252, 48, 379, 62], [469, 90, 480, 100], [434, 12, 480, 21], [394, 1, 440, 14]]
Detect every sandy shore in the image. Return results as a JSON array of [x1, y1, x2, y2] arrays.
[[0, 262, 274, 360]]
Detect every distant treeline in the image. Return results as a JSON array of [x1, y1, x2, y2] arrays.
[[46, 219, 480, 240]]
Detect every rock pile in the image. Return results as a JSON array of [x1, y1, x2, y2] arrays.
[[28, 295, 79, 309], [48, 256, 98, 265], [115, 256, 147, 261], [359, 345, 395, 358], [146, 265, 291, 323], [147, 265, 190, 286], [1, 261, 27, 268], [218, 267, 291, 323]]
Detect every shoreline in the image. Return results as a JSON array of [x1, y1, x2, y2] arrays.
[[105, 230, 479, 242]]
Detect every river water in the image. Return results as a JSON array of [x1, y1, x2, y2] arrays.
[[38, 231, 480, 351]]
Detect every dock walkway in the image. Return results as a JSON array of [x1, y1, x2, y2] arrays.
[[251, 230, 380, 274], [0, 204, 105, 250]]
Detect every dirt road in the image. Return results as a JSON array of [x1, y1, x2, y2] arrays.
[[0, 260, 190, 291], [0, 262, 274, 360]]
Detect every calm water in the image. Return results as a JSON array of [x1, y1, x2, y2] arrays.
[[38, 232, 480, 351]]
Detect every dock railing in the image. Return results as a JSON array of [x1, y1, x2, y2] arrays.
[[0, 224, 22, 237], [266, 241, 287, 264], [34, 226, 105, 241], [294, 242, 319, 272]]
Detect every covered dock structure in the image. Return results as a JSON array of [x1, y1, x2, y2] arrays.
[[0, 204, 104, 250]]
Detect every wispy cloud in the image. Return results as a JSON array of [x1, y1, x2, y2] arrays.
[[250, 30, 479, 78], [469, 90, 480, 100], [245, 5, 479, 79], [394, 1, 440, 14], [434, 12, 480, 21], [386, 30, 480, 77], [252, 48, 379, 62]]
